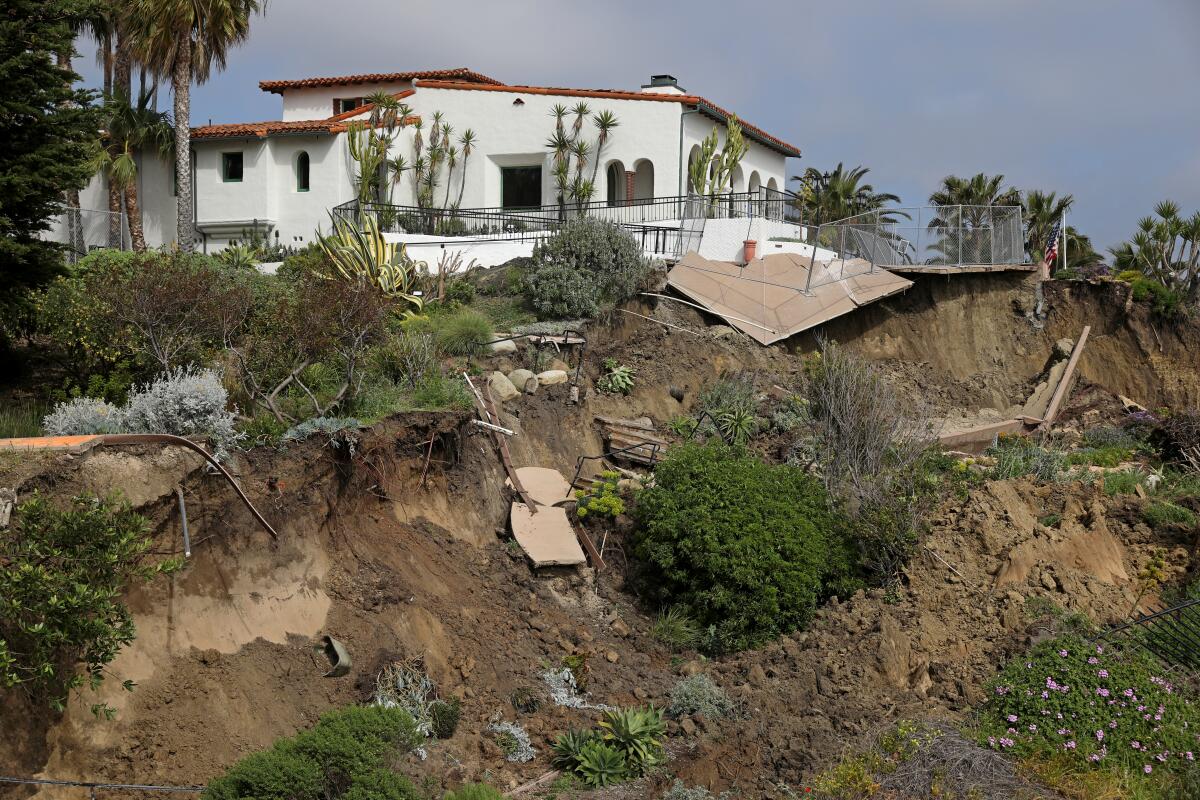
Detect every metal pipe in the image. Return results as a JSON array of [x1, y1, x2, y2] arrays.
[[175, 486, 191, 558]]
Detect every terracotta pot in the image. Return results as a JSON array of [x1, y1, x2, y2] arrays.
[[743, 239, 757, 262]]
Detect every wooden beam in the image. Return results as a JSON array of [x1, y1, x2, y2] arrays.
[[1039, 326, 1091, 430]]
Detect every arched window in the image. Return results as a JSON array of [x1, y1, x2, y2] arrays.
[[605, 161, 625, 207], [296, 151, 310, 192]]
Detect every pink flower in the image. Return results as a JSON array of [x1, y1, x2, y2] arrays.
[[1144, 765, 1153, 774], [1007, 714, 1019, 723], [1089, 753, 1101, 762], [1097, 669, 1109, 678], [1064, 740, 1077, 750], [1058, 649, 1069, 657], [1132, 741, 1142, 749], [1029, 724, 1038, 733], [1187, 752, 1194, 761], [1097, 688, 1110, 698], [1095, 730, 1105, 741], [1088, 657, 1099, 665]]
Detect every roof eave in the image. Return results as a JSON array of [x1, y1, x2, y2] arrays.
[[693, 101, 800, 158]]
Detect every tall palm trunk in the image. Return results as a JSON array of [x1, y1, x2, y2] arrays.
[[172, 28, 194, 252], [56, 50, 86, 260], [455, 152, 469, 208], [107, 172, 124, 248], [124, 161, 146, 252]]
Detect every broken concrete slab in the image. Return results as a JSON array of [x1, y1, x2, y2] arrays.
[[505, 467, 573, 506], [510, 502, 586, 567]]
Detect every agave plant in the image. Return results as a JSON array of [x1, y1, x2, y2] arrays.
[[597, 706, 665, 775], [317, 213, 424, 314], [551, 727, 598, 769], [574, 740, 627, 787]]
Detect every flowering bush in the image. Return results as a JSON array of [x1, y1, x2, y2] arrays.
[[981, 635, 1200, 782]]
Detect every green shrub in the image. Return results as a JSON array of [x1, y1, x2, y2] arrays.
[[989, 434, 1070, 481], [525, 218, 651, 319], [1103, 468, 1146, 496], [575, 471, 625, 519], [442, 785, 504, 800], [443, 280, 476, 306], [0, 493, 177, 713], [372, 332, 438, 388], [696, 374, 760, 444], [632, 442, 854, 653], [1142, 501, 1197, 530], [429, 697, 461, 739], [667, 674, 734, 719], [433, 310, 493, 356], [0, 400, 49, 438], [277, 242, 330, 281], [979, 635, 1200, 790], [203, 705, 422, 800], [651, 606, 701, 651], [596, 357, 635, 395], [1128, 274, 1186, 318], [408, 370, 472, 411], [1067, 445, 1134, 468]]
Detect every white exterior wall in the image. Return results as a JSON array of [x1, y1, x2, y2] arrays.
[[379, 88, 687, 209], [682, 112, 787, 195], [46, 152, 178, 252], [106, 84, 795, 254], [279, 81, 414, 121]]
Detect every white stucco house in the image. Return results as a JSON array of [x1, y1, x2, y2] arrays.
[[60, 67, 801, 254]]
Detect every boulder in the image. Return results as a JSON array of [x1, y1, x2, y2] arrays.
[[508, 369, 538, 394], [489, 335, 517, 354], [488, 371, 519, 402], [537, 369, 569, 386], [548, 358, 571, 372]]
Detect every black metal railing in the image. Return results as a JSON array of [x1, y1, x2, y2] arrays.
[[333, 188, 799, 234], [1101, 598, 1200, 670]]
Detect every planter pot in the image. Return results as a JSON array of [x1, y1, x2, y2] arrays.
[[743, 239, 758, 263]]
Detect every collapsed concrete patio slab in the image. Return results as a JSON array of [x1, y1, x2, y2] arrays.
[[509, 502, 587, 567], [666, 252, 913, 345]]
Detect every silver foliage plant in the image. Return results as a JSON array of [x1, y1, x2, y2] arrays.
[[44, 367, 242, 457], [42, 398, 125, 436]]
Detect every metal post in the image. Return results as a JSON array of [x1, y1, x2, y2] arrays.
[[957, 205, 963, 266], [804, 226, 819, 294], [176, 486, 191, 558], [1061, 209, 1067, 274]]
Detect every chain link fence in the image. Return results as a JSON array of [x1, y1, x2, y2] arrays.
[[47, 206, 130, 264], [825, 206, 1025, 268]]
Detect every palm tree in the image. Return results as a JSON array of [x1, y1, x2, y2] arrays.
[[586, 110, 619, 195], [454, 128, 476, 208], [1109, 201, 1200, 302], [1023, 190, 1074, 264], [789, 163, 903, 226], [925, 173, 1020, 264], [94, 89, 173, 251], [126, 0, 264, 252], [927, 173, 1019, 228]]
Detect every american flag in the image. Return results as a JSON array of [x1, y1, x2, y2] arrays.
[[1044, 219, 1062, 267]]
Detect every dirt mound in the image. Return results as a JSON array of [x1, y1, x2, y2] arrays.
[[4, 273, 1200, 799]]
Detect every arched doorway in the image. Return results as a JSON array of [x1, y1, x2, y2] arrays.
[[632, 159, 654, 203], [686, 145, 703, 194], [748, 171, 761, 194], [605, 160, 626, 207], [728, 164, 744, 193]]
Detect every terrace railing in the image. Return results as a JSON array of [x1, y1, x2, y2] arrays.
[[823, 206, 1026, 268], [333, 188, 798, 235]]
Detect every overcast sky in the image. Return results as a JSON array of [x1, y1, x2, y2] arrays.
[[74, 0, 1200, 250]]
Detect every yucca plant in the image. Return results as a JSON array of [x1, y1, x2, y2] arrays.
[[597, 706, 665, 775], [574, 740, 627, 787], [317, 213, 424, 314]]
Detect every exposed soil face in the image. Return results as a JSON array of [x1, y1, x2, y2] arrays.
[[2, 275, 1199, 799]]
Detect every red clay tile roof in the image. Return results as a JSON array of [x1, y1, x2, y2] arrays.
[[259, 68, 501, 94], [413, 79, 801, 157], [191, 114, 420, 139]]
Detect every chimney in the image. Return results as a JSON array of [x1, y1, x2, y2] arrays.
[[640, 74, 686, 95]]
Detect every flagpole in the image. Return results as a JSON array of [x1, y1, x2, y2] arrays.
[[1061, 210, 1066, 275]]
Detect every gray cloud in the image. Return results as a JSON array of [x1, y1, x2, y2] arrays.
[[73, 0, 1200, 249]]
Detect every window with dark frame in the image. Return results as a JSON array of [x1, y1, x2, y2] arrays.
[[335, 97, 365, 115], [222, 152, 243, 182], [296, 151, 310, 192], [501, 165, 542, 209]]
